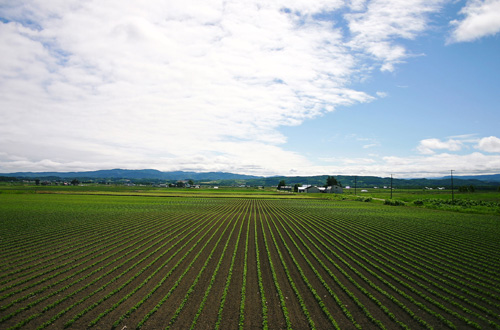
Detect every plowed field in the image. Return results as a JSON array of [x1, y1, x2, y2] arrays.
[[1, 193, 499, 329]]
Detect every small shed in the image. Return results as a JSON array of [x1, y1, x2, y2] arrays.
[[326, 185, 343, 194], [305, 186, 322, 193]]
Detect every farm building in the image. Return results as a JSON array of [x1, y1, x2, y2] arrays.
[[298, 185, 343, 194], [278, 185, 293, 192], [326, 185, 343, 194], [298, 186, 322, 193]]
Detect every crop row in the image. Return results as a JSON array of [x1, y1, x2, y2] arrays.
[[1, 195, 499, 329], [1, 197, 236, 329], [262, 199, 500, 329]]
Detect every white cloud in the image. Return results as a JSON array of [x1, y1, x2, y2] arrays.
[[3, 0, 430, 175], [449, 0, 500, 43], [384, 152, 500, 176], [319, 156, 377, 164], [349, 0, 368, 11], [345, 0, 446, 71], [307, 152, 500, 178], [447, 133, 479, 142], [416, 138, 463, 154], [477, 136, 500, 153], [0, 0, 371, 174], [363, 143, 379, 149], [381, 152, 500, 177], [1, 1, 496, 176]]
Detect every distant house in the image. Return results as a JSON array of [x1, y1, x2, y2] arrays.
[[325, 185, 343, 194], [278, 185, 293, 192], [297, 186, 322, 193], [297, 185, 310, 193]]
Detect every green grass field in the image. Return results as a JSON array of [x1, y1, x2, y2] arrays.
[[1, 188, 499, 329], [344, 187, 500, 202]]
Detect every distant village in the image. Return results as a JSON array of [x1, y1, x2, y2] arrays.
[[12, 177, 345, 194], [3, 174, 489, 192]]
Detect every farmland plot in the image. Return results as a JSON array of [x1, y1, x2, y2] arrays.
[[1, 193, 499, 329]]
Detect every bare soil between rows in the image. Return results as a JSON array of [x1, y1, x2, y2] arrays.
[[2, 198, 499, 330]]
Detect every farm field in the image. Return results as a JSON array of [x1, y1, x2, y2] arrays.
[[344, 188, 500, 203], [1, 192, 500, 329]]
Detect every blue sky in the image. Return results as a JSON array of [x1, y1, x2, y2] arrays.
[[281, 23, 500, 174], [1, 0, 500, 177]]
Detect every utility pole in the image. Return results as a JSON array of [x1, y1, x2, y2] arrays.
[[354, 176, 357, 195], [390, 174, 393, 199], [451, 170, 454, 202]]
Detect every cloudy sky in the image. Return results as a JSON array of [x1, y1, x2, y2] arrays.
[[1, 0, 500, 177]]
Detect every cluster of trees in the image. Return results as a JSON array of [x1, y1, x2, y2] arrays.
[[32, 178, 80, 186], [325, 176, 340, 187], [0, 176, 19, 182], [277, 180, 286, 189], [458, 185, 475, 193], [171, 180, 196, 187]]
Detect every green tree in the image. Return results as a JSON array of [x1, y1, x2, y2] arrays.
[[71, 179, 79, 186], [325, 176, 338, 187], [188, 179, 194, 186], [293, 183, 299, 192], [0, 176, 17, 182], [277, 180, 286, 189]]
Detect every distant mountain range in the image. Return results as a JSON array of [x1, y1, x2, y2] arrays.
[[430, 174, 500, 182], [256, 175, 500, 188], [1, 169, 499, 188], [0, 169, 261, 181]]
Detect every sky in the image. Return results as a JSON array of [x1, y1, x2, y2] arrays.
[[1, 0, 500, 178]]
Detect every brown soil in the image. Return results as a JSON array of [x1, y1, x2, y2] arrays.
[[2, 198, 499, 330]]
